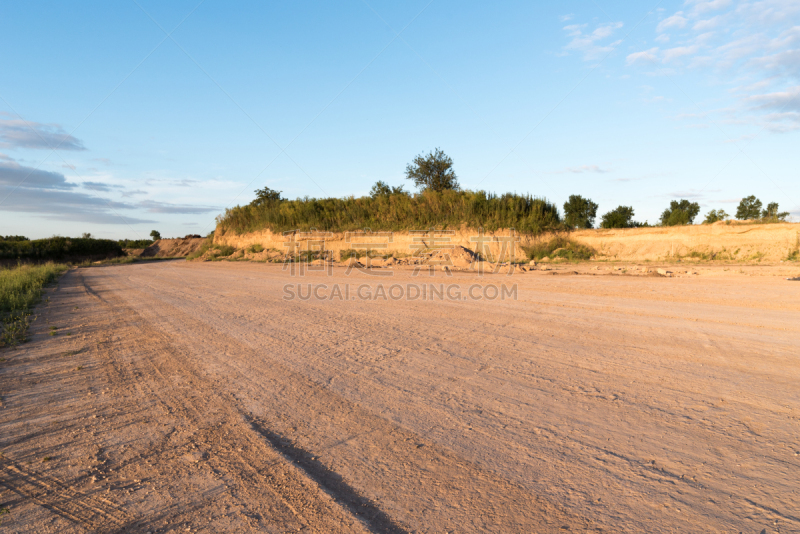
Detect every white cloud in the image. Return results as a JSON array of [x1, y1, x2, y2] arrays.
[[552, 165, 611, 174], [747, 85, 800, 111], [657, 11, 688, 32], [627, 48, 660, 65], [687, 0, 733, 15], [563, 22, 625, 61], [693, 15, 723, 30], [663, 45, 700, 62]]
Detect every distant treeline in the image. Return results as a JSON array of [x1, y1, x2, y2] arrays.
[[0, 236, 123, 262], [218, 190, 563, 234]]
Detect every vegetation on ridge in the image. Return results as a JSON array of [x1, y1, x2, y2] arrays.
[[217, 189, 563, 235]]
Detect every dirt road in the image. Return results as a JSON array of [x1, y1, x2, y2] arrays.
[[1, 261, 799, 533]]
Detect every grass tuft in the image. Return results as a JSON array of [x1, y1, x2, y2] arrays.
[[523, 235, 595, 261], [1, 263, 68, 347]]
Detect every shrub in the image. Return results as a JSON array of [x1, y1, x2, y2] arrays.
[[213, 245, 235, 257], [600, 206, 641, 228], [761, 202, 789, 222], [248, 243, 265, 253], [218, 190, 562, 235], [703, 209, 729, 224], [118, 238, 155, 248], [523, 236, 595, 261], [186, 235, 214, 261]]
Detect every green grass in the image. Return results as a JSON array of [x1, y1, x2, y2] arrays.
[[522, 235, 595, 262], [218, 190, 562, 235], [1, 263, 68, 348]]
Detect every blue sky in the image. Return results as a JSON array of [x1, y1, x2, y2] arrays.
[[1, 0, 798, 239]]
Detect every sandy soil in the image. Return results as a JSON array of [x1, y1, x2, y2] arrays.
[[1, 261, 799, 533]]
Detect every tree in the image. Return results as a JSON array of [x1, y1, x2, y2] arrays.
[[761, 202, 789, 221], [81, 232, 93, 239], [405, 148, 459, 192], [252, 186, 282, 207], [563, 195, 599, 229], [150, 230, 161, 240], [660, 199, 700, 226], [369, 181, 406, 198], [703, 209, 729, 224], [736, 195, 762, 220], [600, 206, 637, 228]]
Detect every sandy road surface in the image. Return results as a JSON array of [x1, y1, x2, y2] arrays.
[[1, 261, 799, 533]]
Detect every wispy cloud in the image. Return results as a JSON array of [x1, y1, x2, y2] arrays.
[[0, 117, 86, 151], [552, 164, 611, 174], [138, 200, 220, 214], [657, 11, 687, 32], [625, 0, 800, 131], [82, 181, 124, 192], [627, 48, 660, 65], [563, 22, 624, 61]]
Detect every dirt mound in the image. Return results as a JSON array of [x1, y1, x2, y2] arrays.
[[570, 222, 799, 262], [141, 238, 205, 258]]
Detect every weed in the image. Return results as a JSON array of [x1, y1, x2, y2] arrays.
[[66, 332, 72, 336], [0, 506, 9, 523], [0, 357, 5, 362], [42, 456, 52, 462], [76, 366, 83, 371], [522, 235, 595, 262], [248, 243, 264, 253], [339, 249, 359, 261]]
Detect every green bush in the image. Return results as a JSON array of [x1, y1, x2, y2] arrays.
[[703, 209, 729, 224], [186, 236, 213, 261], [600, 206, 643, 228], [118, 239, 155, 248], [218, 190, 562, 235], [523, 236, 595, 261], [213, 245, 235, 257], [248, 243, 265, 253]]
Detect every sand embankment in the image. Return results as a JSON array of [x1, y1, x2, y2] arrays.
[[215, 221, 800, 263], [570, 221, 799, 262], [137, 237, 205, 258], [213, 227, 529, 259]]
